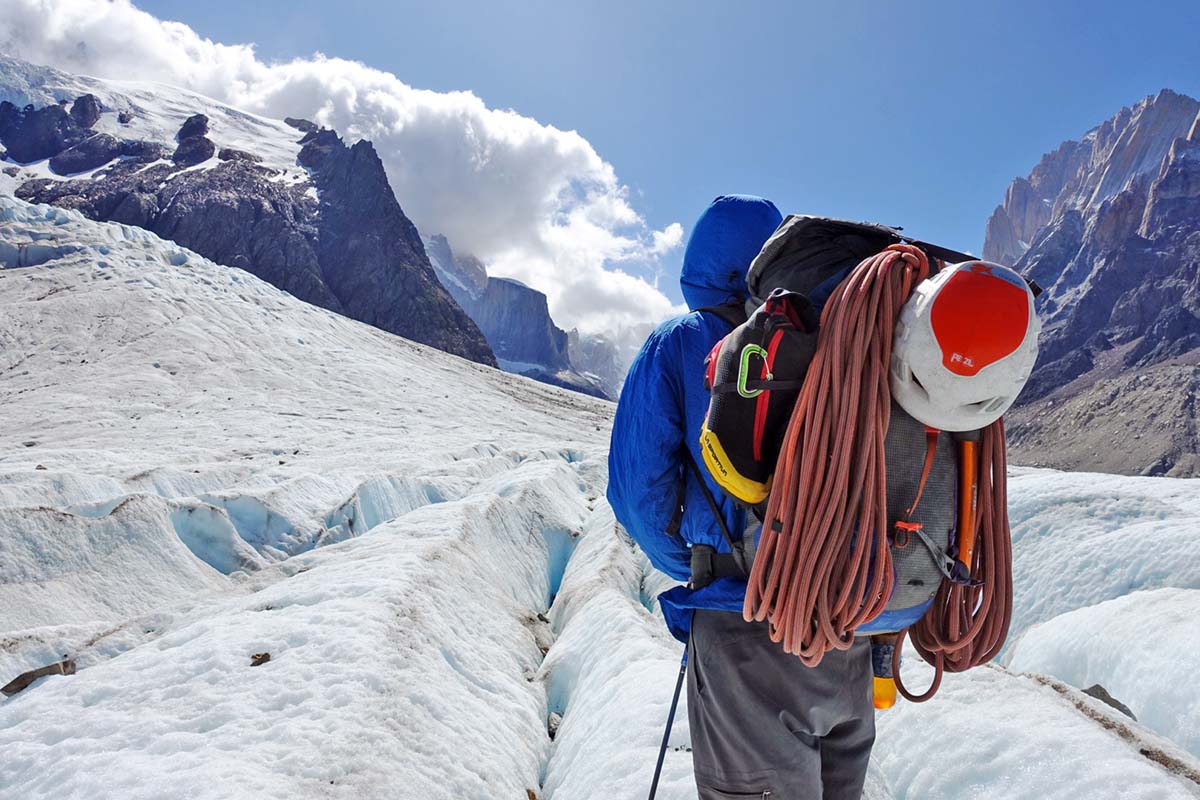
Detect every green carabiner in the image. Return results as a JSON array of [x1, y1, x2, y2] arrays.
[[737, 344, 772, 398]]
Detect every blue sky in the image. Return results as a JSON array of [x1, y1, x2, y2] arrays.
[[134, 0, 1200, 305]]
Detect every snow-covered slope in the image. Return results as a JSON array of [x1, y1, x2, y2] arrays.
[[1009, 587, 1200, 759], [0, 53, 303, 173], [876, 660, 1200, 799], [0, 53, 496, 365], [1004, 468, 1200, 648], [2, 196, 1199, 798]]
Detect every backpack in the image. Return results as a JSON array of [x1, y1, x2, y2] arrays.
[[699, 215, 977, 634]]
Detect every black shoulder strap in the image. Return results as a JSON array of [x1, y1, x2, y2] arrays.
[[695, 300, 749, 328], [685, 455, 749, 575]]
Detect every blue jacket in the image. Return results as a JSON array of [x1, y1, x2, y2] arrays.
[[607, 195, 783, 641]]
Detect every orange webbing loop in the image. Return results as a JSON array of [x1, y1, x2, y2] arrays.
[[904, 427, 941, 518]]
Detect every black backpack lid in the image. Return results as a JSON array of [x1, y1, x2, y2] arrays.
[[746, 215, 979, 304]]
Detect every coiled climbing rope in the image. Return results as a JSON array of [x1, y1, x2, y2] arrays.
[[895, 420, 1012, 701], [742, 243, 1013, 699]]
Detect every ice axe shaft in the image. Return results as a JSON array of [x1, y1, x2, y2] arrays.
[[958, 440, 978, 569]]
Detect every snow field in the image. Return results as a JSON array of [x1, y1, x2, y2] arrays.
[[999, 467, 1200, 757], [1004, 467, 1200, 650], [0, 54, 307, 174], [0, 455, 592, 799], [1009, 587, 1200, 758], [874, 659, 1200, 799], [539, 498, 695, 799], [0, 497, 230, 631], [4, 194, 1200, 798]]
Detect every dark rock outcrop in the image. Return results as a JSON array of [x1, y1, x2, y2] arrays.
[[69, 94, 101, 129], [172, 134, 215, 167], [1, 659, 76, 697], [985, 90, 1200, 476], [0, 100, 88, 162], [284, 117, 319, 134], [7, 95, 495, 366], [0, 99, 163, 173], [217, 147, 261, 163], [122, 140, 168, 162], [172, 114, 215, 166], [41, 133, 165, 176], [48, 133, 124, 174], [1083, 684, 1137, 721], [177, 113, 209, 141]]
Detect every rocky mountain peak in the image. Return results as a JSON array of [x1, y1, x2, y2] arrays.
[[422, 233, 610, 398], [984, 90, 1200, 266], [988, 89, 1200, 477], [424, 233, 488, 303]]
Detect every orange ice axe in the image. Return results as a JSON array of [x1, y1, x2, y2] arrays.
[[958, 439, 978, 571]]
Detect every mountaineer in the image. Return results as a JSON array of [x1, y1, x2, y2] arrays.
[[608, 195, 875, 799], [609, 199, 1040, 799]]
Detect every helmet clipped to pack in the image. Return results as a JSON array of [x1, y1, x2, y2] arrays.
[[890, 261, 1040, 432]]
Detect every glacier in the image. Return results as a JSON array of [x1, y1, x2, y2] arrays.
[[1, 195, 1199, 798]]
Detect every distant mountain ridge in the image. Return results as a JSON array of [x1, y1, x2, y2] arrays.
[[985, 89, 1200, 477], [424, 234, 612, 399], [0, 53, 495, 367]]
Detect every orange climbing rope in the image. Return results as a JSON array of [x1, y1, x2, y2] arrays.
[[895, 422, 1012, 701], [742, 243, 1013, 699]]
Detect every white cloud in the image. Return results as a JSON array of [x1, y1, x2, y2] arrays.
[[0, 0, 686, 341], [651, 223, 685, 255]]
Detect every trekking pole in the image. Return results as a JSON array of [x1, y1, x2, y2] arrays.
[[647, 648, 688, 800]]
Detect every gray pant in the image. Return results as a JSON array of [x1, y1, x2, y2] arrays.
[[687, 610, 874, 799]]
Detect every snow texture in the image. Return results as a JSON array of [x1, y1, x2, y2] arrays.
[[1004, 467, 1200, 650], [876, 660, 1200, 799], [0, 55, 305, 175], [2, 195, 1199, 798], [1009, 587, 1200, 759]]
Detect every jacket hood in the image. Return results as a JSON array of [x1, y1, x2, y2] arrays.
[[680, 195, 783, 310]]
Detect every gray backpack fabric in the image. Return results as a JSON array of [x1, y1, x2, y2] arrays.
[[874, 404, 959, 628]]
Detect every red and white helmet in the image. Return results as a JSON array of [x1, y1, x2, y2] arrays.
[[890, 261, 1040, 432]]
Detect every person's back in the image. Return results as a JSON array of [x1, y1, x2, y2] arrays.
[[608, 195, 875, 799], [608, 195, 781, 633]]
